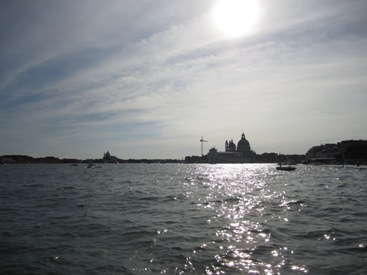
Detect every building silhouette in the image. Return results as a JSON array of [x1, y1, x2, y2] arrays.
[[207, 132, 256, 163]]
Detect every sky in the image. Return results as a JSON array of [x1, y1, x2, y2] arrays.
[[1, 0, 367, 159]]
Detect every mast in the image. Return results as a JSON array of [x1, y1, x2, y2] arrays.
[[200, 137, 208, 157]]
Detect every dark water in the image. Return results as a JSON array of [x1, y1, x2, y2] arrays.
[[1, 164, 366, 274]]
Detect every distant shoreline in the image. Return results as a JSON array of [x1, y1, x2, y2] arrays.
[[0, 155, 184, 164], [1, 139, 367, 165]]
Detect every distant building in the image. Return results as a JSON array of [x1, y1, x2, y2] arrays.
[[225, 139, 236, 152], [305, 140, 367, 165], [207, 132, 256, 163], [103, 151, 118, 163]]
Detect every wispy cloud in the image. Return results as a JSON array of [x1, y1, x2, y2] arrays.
[[1, 0, 367, 158]]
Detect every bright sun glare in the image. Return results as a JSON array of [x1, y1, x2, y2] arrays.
[[212, 0, 260, 38]]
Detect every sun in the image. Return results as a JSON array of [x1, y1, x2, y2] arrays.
[[212, 0, 260, 38]]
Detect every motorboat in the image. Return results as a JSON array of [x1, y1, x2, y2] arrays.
[[276, 165, 296, 171], [276, 153, 296, 171]]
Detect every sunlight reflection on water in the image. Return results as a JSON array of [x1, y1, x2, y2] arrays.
[[184, 164, 308, 274], [3, 164, 366, 274]]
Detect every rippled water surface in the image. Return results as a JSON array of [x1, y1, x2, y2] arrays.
[[1, 164, 367, 274]]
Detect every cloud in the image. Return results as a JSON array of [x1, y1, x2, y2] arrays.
[[1, 0, 367, 158]]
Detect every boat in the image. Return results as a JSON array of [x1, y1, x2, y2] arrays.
[[276, 153, 296, 171], [276, 165, 296, 171]]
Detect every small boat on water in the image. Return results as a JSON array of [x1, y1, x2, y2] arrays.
[[276, 165, 296, 171], [276, 153, 296, 171]]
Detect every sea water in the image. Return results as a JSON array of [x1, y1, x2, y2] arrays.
[[0, 163, 366, 274]]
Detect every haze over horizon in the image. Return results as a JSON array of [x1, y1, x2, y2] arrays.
[[1, 0, 366, 159]]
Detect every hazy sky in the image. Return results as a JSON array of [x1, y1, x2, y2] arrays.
[[1, 0, 367, 159]]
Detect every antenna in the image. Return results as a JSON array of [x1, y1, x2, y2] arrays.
[[200, 136, 208, 156]]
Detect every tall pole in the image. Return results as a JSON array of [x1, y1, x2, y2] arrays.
[[200, 137, 208, 156]]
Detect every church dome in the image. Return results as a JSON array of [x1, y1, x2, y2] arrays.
[[237, 133, 250, 153]]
